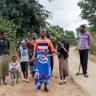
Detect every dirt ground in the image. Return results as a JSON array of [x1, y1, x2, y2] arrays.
[[0, 56, 86, 96]]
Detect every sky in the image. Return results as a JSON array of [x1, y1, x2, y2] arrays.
[[39, 0, 88, 33]]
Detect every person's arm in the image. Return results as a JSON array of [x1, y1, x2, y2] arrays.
[[9, 63, 13, 72], [48, 40, 58, 54], [31, 40, 38, 61], [8, 40, 10, 50], [57, 44, 61, 52], [65, 43, 69, 52], [48, 40, 55, 52], [88, 32, 92, 46]]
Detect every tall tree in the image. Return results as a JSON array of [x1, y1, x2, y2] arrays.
[[0, 0, 50, 37], [78, 0, 96, 32]]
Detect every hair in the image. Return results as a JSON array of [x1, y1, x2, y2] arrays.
[[40, 27, 46, 33], [80, 25, 86, 29], [32, 32, 37, 35], [0, 31, 7, 37], [1, 31, 5, 36], [12, 55, 17, 60]]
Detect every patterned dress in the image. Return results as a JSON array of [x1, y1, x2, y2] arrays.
[[33, 38, 54, 89]]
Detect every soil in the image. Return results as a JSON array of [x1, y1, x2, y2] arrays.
[[0, 55, 86, 96]]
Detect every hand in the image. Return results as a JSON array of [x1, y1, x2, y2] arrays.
[[54, 50, 57, 53], [31, 57, 35, 61], [41, 55, 46, 59], [54, 50, 59, 55]]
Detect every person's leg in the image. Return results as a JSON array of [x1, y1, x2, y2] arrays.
[[59, 59, 63, 85], [63, 76, 66, 83], [50, 56, 54, 75], [44, 84, 48, 92], [25, 71, 28, 79], [63, 58, 68, 83], [83, 49, 88, 77], [30, 61, 34, 77], [25, 62, 29, 82], [79, 50, 85, 74], [2, 75, 7, 85], [10, 72, 14, 86], [21, 62, 26, 80], [23, 71, 26, 78], [15, 70, 18, 84]]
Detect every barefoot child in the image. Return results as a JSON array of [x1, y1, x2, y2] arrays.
[[57, 35, 69, 85], [19, 42, 29, 82], [9, 56, 21, 86]]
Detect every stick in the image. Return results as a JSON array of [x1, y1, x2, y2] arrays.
[[32, 52, 60, 61], [57, 41, 68, 52], [76, 64, 81, 76]]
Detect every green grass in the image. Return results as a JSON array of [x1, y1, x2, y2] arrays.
[[10, 41, 18, 57]]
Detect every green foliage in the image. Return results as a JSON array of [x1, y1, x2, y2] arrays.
[[78, 0, 96, 32], [0, 16, 16, 40], [48, 25, 64, 38], [0, 0, 50, 37], [88, 29, 96, 55], [65, 30, 77, 45]]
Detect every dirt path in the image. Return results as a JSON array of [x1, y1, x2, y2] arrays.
[[0, 54, 85, 96], [69, 47, 96, 96]]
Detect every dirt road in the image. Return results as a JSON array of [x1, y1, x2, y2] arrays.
[[69, 47, 96, 96], [0, 51, 86, 96]]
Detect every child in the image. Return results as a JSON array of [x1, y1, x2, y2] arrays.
[[19, 42, 29, 82], [9, 56, 21, 86], [57, 35, 69, 85]]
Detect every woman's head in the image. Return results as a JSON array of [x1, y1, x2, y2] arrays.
[[40, 28, 46, 38], [59, 35, 65, 42]]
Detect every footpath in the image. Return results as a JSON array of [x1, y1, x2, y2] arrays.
[[69, 47, 96, 96]]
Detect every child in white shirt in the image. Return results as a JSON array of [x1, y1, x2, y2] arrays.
[[9, 56, 21, 86]]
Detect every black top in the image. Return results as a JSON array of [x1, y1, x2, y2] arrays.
[[57, 41, 69, 59], [0, 39, 10, 55]]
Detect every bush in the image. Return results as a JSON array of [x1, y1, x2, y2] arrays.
[[0, 16, 16, 41]]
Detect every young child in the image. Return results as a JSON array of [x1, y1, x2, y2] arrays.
[[19, 42, 29, 82], [9, 56, 21, 86]]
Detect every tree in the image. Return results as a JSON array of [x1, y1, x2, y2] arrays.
[[0, 0, 50, 37], [64, 30, 77, 45], [0, 16, 16, 41], [47, 25, 64, 38], [78, 0, 96, 32]]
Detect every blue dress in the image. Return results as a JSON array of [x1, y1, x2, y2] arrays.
[[33, 40, 54, 89]]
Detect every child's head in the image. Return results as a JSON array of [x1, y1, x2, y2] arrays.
[[12, 56, 17, 62], [22, 43, 27, 49]]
